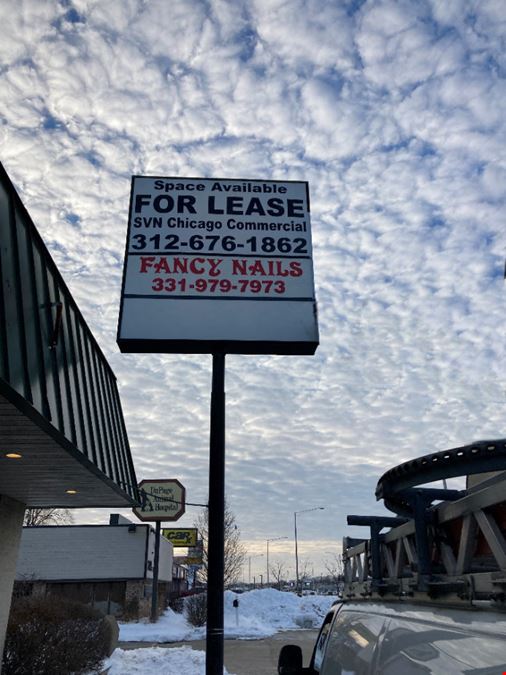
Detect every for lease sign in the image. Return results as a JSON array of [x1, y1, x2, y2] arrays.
[[117, 177, 319, 355]]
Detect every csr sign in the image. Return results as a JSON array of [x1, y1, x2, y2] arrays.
[[118, 177, 319, 356]]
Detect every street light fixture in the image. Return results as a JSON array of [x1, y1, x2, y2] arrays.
[[266, 536, 288, 585], [294, 507, 325, 595]]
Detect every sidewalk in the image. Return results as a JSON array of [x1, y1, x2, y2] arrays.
[[119, 629, 318, 675]]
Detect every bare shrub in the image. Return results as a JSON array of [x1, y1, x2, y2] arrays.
[[3, 596, 110, 675], [169, 596, 184, 613], [12, 577, 34, 600], [184, 593, 207, 627]]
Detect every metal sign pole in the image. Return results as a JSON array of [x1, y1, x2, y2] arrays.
[[206, 353, 226, 675], [150, 521, 161, 622]]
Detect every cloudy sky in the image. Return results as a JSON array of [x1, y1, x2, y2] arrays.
[[2, 0, 506, 578]]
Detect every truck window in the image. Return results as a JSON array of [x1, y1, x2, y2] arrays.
[[313, 610, 336, 672], [319, 611, 385, 675]]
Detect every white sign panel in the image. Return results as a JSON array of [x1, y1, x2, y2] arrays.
[[117, 177, 318, 354], [133, 479, 186, 522]]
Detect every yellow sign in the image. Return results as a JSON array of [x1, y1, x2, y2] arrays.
[[182, 556, 203, 565], [162, 528, 198, 547]]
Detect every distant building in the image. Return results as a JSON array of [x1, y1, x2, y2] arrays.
[[15, 514, 188, 618]]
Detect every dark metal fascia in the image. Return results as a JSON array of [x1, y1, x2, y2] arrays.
[[0, 162, 119, 383]]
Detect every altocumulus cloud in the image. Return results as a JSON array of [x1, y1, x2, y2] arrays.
[[0, 0, 505, 570]]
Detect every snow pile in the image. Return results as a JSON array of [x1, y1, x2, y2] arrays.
[[106, 647, 234, 674], [119, 606, 203, 643], [223, 588, 333, 638], [119, 589, 337, 642]]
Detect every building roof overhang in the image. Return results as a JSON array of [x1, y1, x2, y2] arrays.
[[0, 161, 138, 509], [0, 388, 135, 508]]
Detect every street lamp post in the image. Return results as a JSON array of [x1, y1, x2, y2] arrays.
[[248, 554, 264, 585], [294, 507, 325, 595], [266, 536, 288, 586]]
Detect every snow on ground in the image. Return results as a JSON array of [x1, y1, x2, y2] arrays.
[[222, 588, 335, 639], [110, 588, 336, 675], [110, 590, 338, 675], [119, 588, 337, 642], [119, 604, 202, 643], [105, 646, 234, 675]]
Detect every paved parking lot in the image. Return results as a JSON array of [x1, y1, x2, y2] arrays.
[[120, 628, 318, 675]]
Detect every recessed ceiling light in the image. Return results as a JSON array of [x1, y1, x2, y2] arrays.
[[65, 489, 78, 494], [5, 452, 22, 459]]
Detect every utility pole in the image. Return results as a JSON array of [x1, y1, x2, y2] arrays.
[[206, 354, 226, 675]]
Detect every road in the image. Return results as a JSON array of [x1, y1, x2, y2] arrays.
[[119, 628, 318, 674]]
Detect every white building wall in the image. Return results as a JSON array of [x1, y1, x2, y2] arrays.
[[16, 523, 174, 583], [146, 527, 173, 582], [17, 525, 148, 581]]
